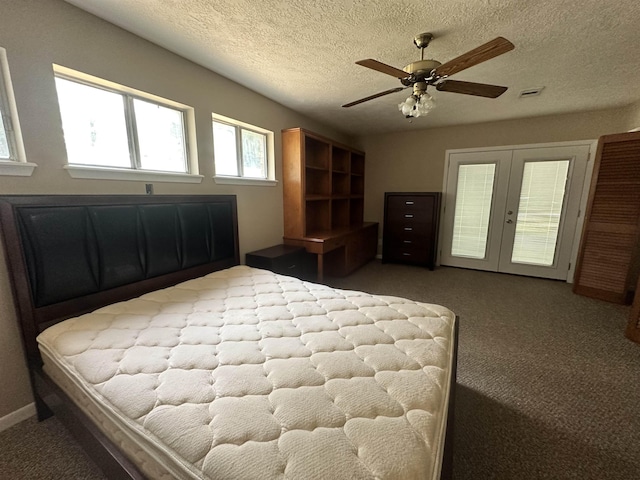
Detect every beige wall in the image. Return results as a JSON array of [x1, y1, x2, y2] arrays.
[[359, 107, 632, 231], [627, 100, 640, 130], [0, 0, 351, 419]]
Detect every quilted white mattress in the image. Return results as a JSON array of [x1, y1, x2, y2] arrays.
[[37, 266, 456, 480]]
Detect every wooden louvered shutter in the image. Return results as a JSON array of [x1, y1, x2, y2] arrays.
[[573, 131, 640, 304]]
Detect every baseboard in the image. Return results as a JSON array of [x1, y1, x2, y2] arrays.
[[0, 402, 36, 432]]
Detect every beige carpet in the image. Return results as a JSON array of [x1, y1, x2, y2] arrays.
[[1, 262, 638, 479]]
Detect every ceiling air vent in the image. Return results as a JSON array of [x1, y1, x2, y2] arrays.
[[519, 87, 544, 98]]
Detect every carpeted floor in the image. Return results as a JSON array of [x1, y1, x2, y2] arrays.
[[1, 262, 639, 479]]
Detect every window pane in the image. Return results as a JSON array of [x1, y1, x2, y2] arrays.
[[134, 99, 187, 173], [511, 160, 570, 266], [55, 77, 131, 168], [241, 129, 267, 179], [452, 163, 496, 259], [0, 114, 9, 159], [213, 121, 238, 176]]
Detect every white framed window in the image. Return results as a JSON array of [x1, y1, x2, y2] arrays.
[[53, 65, 201, 183], [212, 113, 276, 186], [0, 47, 33, 177]]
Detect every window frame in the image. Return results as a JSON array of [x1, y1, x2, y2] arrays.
[[0, 46, 33, 177], [212, 113, 276, 186], [53, 65, 200, 183]]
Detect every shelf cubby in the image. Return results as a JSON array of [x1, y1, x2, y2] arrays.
[[305, 167, 330, 196], [332, 199, 350, 229], [305, 199, 331, 235], [332, 171, 350, 196], [351, 153, 365, 176], [304, 136, 330, 170], [332, 147, 350, 173], [350, 198, 364, 226], [350, 174, 364, 196]]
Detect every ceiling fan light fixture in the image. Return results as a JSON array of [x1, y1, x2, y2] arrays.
[[398, 92, 435, 118]]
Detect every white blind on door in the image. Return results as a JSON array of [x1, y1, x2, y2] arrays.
[[452, 163, 496, 259], [511, 160, 570, 266]]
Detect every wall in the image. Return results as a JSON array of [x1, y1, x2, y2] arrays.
[[0, 0, 351, 420], [359, 107, 633, 230], [627, 100, 640, 131]]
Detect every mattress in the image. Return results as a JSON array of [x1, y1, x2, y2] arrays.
[[37, 265, 456, 480]]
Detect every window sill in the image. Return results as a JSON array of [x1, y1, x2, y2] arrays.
[[64, 165, 204, 183], [0, 161, 37, 177], [213, 175, 278, 186]]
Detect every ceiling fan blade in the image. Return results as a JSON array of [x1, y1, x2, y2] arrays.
[[342, 87, 406, 108], [436, 80, 508, 98], [434, 37, 514, 78], [355, 59, 408, 78]]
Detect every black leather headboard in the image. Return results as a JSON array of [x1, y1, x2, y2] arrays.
[[0, 195, 239, 366]]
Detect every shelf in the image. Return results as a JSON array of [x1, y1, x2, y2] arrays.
[[306, 194, 331, 201], [306, 164, 329, 172]]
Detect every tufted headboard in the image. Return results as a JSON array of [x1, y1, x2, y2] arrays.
[[0, 195, 239, 367]]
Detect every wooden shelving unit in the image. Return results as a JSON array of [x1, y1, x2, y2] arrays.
[[282, 128, 378, 280]]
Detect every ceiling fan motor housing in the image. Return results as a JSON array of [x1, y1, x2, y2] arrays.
[[403, 59, 442, 81]]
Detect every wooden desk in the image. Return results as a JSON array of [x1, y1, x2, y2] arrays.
[[284, 222, 378, 282]]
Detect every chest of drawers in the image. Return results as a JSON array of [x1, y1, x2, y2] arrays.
[[382, 192, 441, 269]]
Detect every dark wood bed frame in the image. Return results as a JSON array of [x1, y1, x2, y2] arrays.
[[0, 194, 457, 480]]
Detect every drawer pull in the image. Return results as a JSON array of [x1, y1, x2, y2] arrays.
[[287, 264, 297, 269], [404, 227, 413, 231], [403, 240, 412, 244], [405, 201, 414, 205], [404, 214, 414, 218], [402, 253, 411, 256]]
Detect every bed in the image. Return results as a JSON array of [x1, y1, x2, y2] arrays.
[[0, 195, 458, 480]]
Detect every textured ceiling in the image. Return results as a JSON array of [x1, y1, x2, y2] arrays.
[[64, 0, 640, 136]]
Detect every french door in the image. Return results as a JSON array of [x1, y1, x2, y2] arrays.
[[440, 144, 591, 280]]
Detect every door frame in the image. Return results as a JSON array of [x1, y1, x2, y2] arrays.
[[438, 140, 598, 283]]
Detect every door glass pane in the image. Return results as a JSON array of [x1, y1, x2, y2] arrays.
[[213, 121, 238, 176], [452, 163, 496, 259], [511, 160, 570, 266], [55, 77, 131, 168], [134, 99, 187, 173]]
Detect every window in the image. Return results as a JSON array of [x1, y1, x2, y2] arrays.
[[212, 113, 275, 184], [54, 67, 192, 175], [0, 47, 32, 176]]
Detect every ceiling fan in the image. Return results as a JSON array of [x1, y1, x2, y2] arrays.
[[343, 34, 515, 117]]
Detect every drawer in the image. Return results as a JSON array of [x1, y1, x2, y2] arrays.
[[386, 237, 431, 251], [386, 221, 432, 237], [323, 235, 347, 252], [384, 246, 429, 263], [271, 254, 305, 274], [387, 195, 435, 214]]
